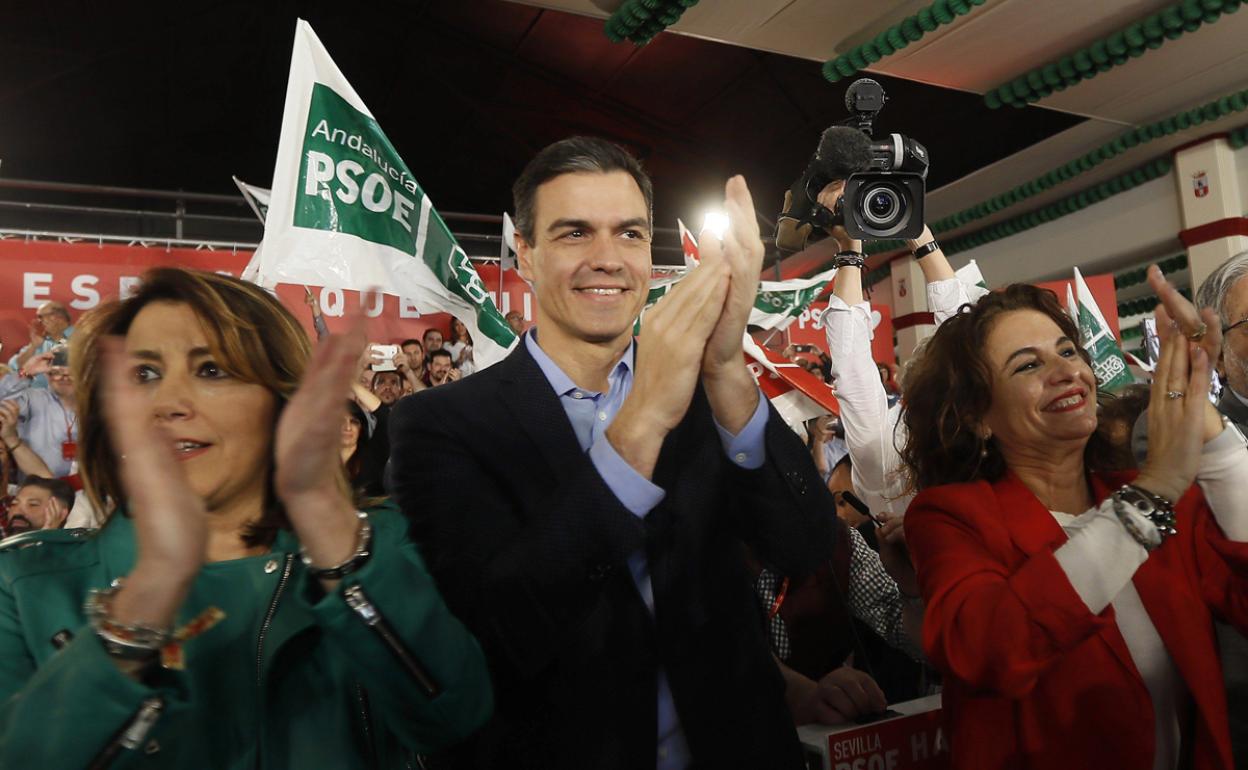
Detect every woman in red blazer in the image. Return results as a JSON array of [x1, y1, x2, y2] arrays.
[[899, 267, 1248, 770]]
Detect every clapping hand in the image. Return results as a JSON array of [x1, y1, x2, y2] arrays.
[[698, 176, 766, 377], [1147, 264, 1223, 442], [607, 248, 730, 479], [1135, 269, 1219, 504], [274, 315, 369, 573]]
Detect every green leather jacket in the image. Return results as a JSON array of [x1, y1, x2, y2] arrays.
[[0, 504, 492, 768]]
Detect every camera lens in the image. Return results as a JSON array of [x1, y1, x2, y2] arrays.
[[861, 185, 903, 226]]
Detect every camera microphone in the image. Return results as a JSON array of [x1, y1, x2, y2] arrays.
[[815, 126, 872, 180]]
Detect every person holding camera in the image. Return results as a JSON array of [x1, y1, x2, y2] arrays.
[[7, 301, 75, 391], [0, 347, 79, 480], [820, 205, 985, 518]]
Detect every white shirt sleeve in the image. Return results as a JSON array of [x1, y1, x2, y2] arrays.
[[824, 295, 909, 516], [1054, 425, 1248, 613], [926, 278, 975, 326], [1052, 501, 1151, 614], [1196, 423, 1248, 541]]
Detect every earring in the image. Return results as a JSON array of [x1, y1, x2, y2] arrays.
[[980, 432, 991, 458]]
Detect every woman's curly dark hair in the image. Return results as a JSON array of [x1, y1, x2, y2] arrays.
[[898, 284, 1119, 493]]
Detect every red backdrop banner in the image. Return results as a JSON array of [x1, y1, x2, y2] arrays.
[[785, 302, 896, 366], [0, 240, 539, 357], [1034, 273, 1121, 340]]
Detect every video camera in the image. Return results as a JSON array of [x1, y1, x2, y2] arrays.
[[781, 79, 929, 244]]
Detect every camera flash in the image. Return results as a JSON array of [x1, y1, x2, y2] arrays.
[[702, 211, 729, 241]]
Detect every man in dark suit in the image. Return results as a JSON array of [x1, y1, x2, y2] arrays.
[[389, 137, 835, 769]]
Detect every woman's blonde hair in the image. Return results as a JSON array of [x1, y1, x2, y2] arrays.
[[71, 267, 321, 545]]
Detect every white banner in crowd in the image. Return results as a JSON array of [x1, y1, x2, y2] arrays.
[[255, 19, 517, 368]]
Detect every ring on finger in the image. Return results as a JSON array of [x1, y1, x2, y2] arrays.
[[1187, 322, 1208, 342], [1165, 390, 1186, 400]]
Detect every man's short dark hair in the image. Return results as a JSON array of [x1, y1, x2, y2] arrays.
[[373, 370, 403, 386], [429, 349, 453, 363], [17, 475, 75, 511], [423, 328, 442, 340], [512, 136, 654, 243], [400, 338, 422, 349]]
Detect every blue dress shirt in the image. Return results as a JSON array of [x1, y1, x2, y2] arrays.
[[524, 330, 769, 770], [0, 373, 78, 478]]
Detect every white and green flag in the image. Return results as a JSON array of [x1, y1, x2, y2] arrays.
[[233, 176, 272, 223], [254, 20, 516, 367], [630, 267, 838, 335], [749, 268, 838, 331], [632, 273, 685, 334], [1070, 266, 1133, 391]]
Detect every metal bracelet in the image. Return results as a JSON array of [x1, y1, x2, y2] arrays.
[[84, 584, 172, 660], [1110, 485, 1178, 551], [832, 250, 866, 270], [300, 511, 373, 580]]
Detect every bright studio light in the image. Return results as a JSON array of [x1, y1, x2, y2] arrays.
[[702, 211, 729, 240]]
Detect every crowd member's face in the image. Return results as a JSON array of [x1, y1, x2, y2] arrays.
[[36, 304, 69, 338], [126, 301, 277, 515], [429, 354, 454, 385], [342, 415, 362, 450], [506, 312, 526, 336], [1220, 275, 1248, 397], [828, 462, 867, 528], [372, 372, 403, 405], [980, 310, 1098, 459], [423, 330, 443, 352], [9, 485, 52, 531], [516, 171, 650, 349], [47, 367, 75, 401], [452, 319, 468, 339], [402, 342, 424, 370]]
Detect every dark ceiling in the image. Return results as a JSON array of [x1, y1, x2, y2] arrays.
[[1, 0, 1082, 255]]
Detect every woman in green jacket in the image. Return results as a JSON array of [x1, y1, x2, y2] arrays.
[[0, 268, 493, 768]]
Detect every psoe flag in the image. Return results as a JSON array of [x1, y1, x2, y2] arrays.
[[742, 333, 838, 436], [1072, 266, 1133, 392], [257, 19, 516, 367], [749, 267, 838, 332]]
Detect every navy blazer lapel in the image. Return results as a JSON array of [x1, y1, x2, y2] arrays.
[[495, 341, 593, 486]]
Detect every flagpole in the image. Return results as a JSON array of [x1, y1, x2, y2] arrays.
[[499, 212, 508, 313]]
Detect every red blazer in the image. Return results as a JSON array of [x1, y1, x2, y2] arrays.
[[906, 470, 1248, 770]]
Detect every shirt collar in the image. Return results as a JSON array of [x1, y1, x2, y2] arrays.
[[524, 328, 634, 397]]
